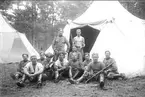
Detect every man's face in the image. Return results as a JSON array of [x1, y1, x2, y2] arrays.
[[31, 56, 37, 64], [76, 29, 81, 36], [105, 52, 110, 59], [22, 55, 28, 61], [72, 53, 77, 60], [58, 29, 63, 36], [72, 46, 77, 52], [85, 54, 90, 60], [40, 52, 45, 59], [46, 56, 51, 62], [59, 54, 64, 61], [92, 54, 99, 62]]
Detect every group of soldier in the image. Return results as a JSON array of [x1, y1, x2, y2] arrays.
[[10, 28, 126, 89]]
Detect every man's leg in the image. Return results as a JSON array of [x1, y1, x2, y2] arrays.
[[73, 68, 84, 79], [10, 72, 22, 80], [16, 74, 28, 87], [36, 74, 43, 88], [99, 73, 105, 89], [61, 67, 70, 78], [53, 52, 59, 61], [107, 72, 126, 80], [68, 70, 88, 84]]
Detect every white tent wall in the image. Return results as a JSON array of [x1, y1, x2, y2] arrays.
[[0, 32, 15, 62], [18, 33, 40, 59], [0, 13, 40, 63], [0, 58, 3, 63], [7, 33, 30, 62], [90, 22, 145, 77], [45, 1, 145, 77], [1, 33, 40, 63]]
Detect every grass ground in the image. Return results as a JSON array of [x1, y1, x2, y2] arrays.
[[1, 63, 145, 97]]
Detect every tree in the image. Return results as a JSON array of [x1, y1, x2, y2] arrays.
[[0, 0, 92, 50]]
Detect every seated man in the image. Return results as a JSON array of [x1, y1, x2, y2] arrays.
[[68, 52, 84, 80], [69, 53, 105, 89], [54, 52, 69, 83], [44, 52, 54, 70], [38, 51, 46, 65], [83, 52, 92, 70], [16, 55, 44, 88], [43, 52, 55, 80], [69, 46, 82, 62], [103, 50, 125, 80], [10, 54, 29, 80]]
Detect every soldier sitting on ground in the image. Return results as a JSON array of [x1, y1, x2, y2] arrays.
[[68, 52, 84, 80], [103, 50, 126, 80], [54, 52, 69, 83], [83, 52, 92, 70], [69, 53, 106, 89], [38, 51, 46, 65], [16, 55, 44, 88], [69, 46, 82, 62], [10, 54, 29, 80], [43, 52, 55, 80]]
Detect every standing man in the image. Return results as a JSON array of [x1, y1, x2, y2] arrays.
[[73, 29, 85, 56], [16, 55, 44, 88], [69, 53, 105, 89], [52, 28, 70, 61], [103, 51, 126, 80]]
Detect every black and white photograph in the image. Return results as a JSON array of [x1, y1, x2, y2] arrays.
[[0, 0, 145, 97]]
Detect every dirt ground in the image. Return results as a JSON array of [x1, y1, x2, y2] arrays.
[[1, 63, 145, 97]]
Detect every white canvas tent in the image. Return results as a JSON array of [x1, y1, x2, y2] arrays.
[[45, 1, 145, 77], [0, 13, 40, 63]]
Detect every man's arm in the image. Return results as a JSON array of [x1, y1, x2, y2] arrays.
[[82, 37, 85, 48], [78, 52, 82, 62], [17, 61, 22, 72], [34, 63, 44, 75], [23, 63, 30, 76], [79, 61, 84, 69], [52, 37, 56, 51], [72, 37, 76, 47], [76, 63, 91, 82], [68, 52, 72, 61], [65, 37, 70, 53], [110, 59, 118, 72]]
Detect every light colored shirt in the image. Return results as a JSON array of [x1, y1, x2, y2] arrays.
[[73, 36, 85, 48], [24, 62, 44, 74], [55, 59, 68, 68]]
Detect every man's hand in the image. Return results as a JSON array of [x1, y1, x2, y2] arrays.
[[66, 48, 69, 53], [104, 69, 112, 74], [29, 74, 35, 77], [54, 49, 58, 54]]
